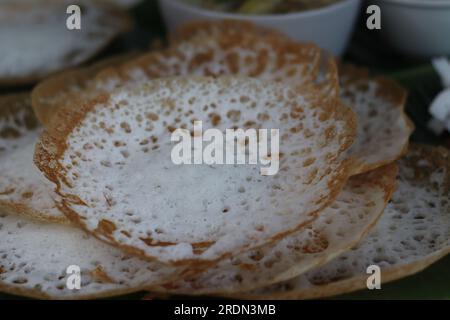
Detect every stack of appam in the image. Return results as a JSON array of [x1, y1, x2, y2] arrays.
[[0, 20, 448, 300]]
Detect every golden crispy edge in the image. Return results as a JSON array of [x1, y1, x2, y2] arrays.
[[0, 0, 133, 87], [0, 93, 69, 224], [233, 144, 450, 300], [34, 76, 356, 266], [93, 19, 328, 99], [315, 53, 340, 100], [266, 162, 398, 284], [0, 202, 67, 225], [339, 63, 414, 175], [233, 249, 450, 300]]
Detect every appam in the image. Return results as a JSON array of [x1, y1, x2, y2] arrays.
[[32, 21, 335, 126], [340, 65, 414, 175], [0, 0, 131, 86], [0, 211, 182, 299], [35, 76, 356, 265], [236, 144, 450, 299], [34, 22, 410, 177], [151, 163, 397, 295], [169, 20, 339, 96], [0, 93, 67, 223], [94, 28, 325, 94], [95, 57, 412, 177]]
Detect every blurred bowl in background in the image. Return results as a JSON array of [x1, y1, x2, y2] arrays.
[[158, 0, 362, 56], [109, 0, 143, 8], [373, 0, 450, 58]]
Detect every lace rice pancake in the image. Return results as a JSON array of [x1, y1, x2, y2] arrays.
[[0, 95, 192, 300], [340, 65, 414, 175], [0, 211, 183, 299], [32, 24, 331, 127], [234, 145, 450, 299], [94, 29, 326, 95], [150, 164, 397, 295], [167, 20, 338, 99], [34, 76, 356, 265], [0, 0, 131, 86], [32, 22, 411, 178]]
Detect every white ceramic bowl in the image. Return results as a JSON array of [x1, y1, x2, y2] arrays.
[[373, 0, 450, 57], [158, 0, 362, 56]]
